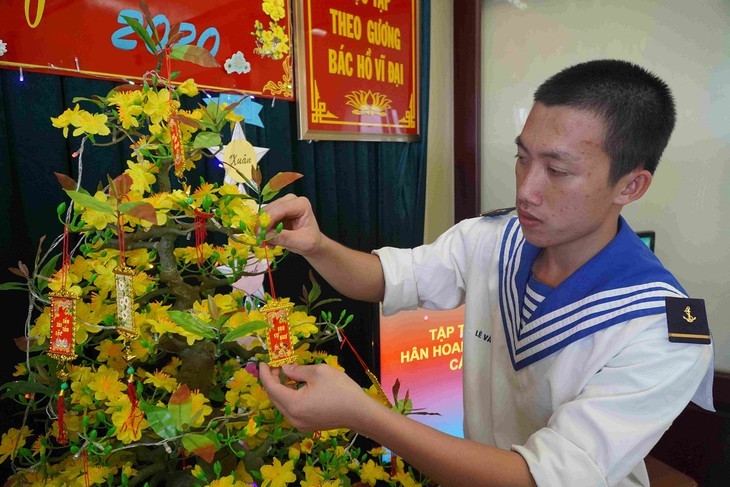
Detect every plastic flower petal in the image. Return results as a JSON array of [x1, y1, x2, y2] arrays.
[[0, 426, 32, 463], [260, 458, 296, 487], [358, 459, 390, 486], [262, 0, 286, 22]]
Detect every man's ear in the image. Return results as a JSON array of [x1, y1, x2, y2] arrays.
[[614, 169, 653, 205]]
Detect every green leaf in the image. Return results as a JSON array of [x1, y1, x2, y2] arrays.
[[182, 431, 220, 463], [0, 380, 53, 399], [0, 282, 27, 291], [119, 201, 158, 224], [169, 44, 220, 67], [139, 401, 178, 439], [221, 320, 269, 343], [64, 190, 116, 215], [308, 280, 321, 304], [193, 132, 222, 149], [38, 255, 61, 285], [120, 15, 158, 53], [168, 384, 193, 431], [167, 310, 217, 339]]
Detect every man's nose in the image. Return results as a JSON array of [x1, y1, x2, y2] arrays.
[[517, 166, 543, 206]]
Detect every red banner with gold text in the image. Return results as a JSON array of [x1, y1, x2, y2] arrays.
[[294, 0, 419, 141], [0, 0, 293, 100]]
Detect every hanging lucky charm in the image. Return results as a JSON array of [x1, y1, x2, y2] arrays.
[[48, 289, 78, 366], [262, 299, 297, 367], [114, 264, 137, 354]]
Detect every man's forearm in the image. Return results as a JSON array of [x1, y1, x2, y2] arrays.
[[303, 235, 385, 303], [353, 399, 537, 487]]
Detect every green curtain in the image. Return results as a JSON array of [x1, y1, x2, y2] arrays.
[[0, 1, 430, 435]]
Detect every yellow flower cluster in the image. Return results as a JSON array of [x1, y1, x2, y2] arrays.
[[252, 20, 291, 60]]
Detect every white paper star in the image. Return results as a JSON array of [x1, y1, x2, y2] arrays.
[[212, 122, 269, 191]]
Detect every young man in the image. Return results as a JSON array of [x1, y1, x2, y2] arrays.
[[259, 60, 714, 486]]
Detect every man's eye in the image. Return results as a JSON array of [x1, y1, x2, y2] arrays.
[[548, 167, 568, 176], [515, 154, 526, 163]]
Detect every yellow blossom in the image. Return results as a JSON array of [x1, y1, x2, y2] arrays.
[[12, 363, 27, 377], [29, 309, 51, 345], [69, 366, 95, 408], [323, 355, 345, 373], [260, 458, 296, 487], [290, 311, 318, 338], [243, 383, 272, 411], [234, 461, 255, 484], [109, 90, 144, 130], [190, 390, 213, 427], [206, 475, 249, 487], [126, 159, 158, 194], [143, 89, 175, 125], [243, 418, 259, 437], [300, 437, 315, 454], [0, 426, 32, 463], [262, 0, 286, 21], [73, 111, 111, 137], [161, 356, 182, 376], [111, 395, 148, 444], [358, 459, 390, 486], [144, 370, 178, 392], [88, 365, 126, 404], [30, 436, 46, 457], [176, 78, 199, 97], [78, 190, 117, 231], [51, 104, 84, 137]]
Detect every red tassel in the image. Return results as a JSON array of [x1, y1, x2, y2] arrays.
[[128, 377, 138, 411], [82, 450, 90, 487], [57, 388, 67, 445], [391, 454, 398, 477], [194, 208, 214, 265]]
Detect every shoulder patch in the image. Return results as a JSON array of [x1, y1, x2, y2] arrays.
[[665, 297, 711, 344], [480, 207, 516, 218]]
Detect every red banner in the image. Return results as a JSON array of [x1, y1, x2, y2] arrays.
[[0, 0, 293, 100], [294, 0, 419, 141]]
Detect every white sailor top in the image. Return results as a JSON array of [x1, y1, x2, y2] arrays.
[[374, 214, 714, 487]]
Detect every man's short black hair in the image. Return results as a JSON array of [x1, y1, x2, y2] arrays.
[[534, 59, 676, 184]]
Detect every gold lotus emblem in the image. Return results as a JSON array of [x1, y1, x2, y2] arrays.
[[345, 90, 392, 117]]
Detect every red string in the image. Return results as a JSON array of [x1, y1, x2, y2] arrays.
[[62, 225, 70, 289], [116, 201, 126, 265], [262, 244, 277, 300], [338, 329, 370, 373], [82, 449, 90, 487], [57, 390, 67, 445]]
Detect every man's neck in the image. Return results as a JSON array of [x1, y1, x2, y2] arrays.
[[532, 218, 621, 288]]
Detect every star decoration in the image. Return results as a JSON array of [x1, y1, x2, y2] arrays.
[[212, 122, 269, 190], [204, 94, 264, 128]]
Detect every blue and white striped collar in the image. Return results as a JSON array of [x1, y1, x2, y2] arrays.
[[498, 216, 686, 370]]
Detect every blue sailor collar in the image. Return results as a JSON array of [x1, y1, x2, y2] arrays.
[[498, 216, 687, 370]]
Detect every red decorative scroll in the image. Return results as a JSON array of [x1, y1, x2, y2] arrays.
[[49, 289, 78, 361], [262, 299, 296, 367]]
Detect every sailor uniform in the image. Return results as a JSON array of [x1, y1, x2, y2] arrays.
[[374, 214, 714, 487]]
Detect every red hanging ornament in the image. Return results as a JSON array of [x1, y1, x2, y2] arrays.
[[170, 118, 185, 176], [262, 298, 297, 367], [194, 208, 214, 265], [49, 225, 77, 445]]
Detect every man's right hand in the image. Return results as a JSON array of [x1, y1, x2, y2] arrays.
[[263, 194, 386, 303], [265, 194, 324, 257]]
